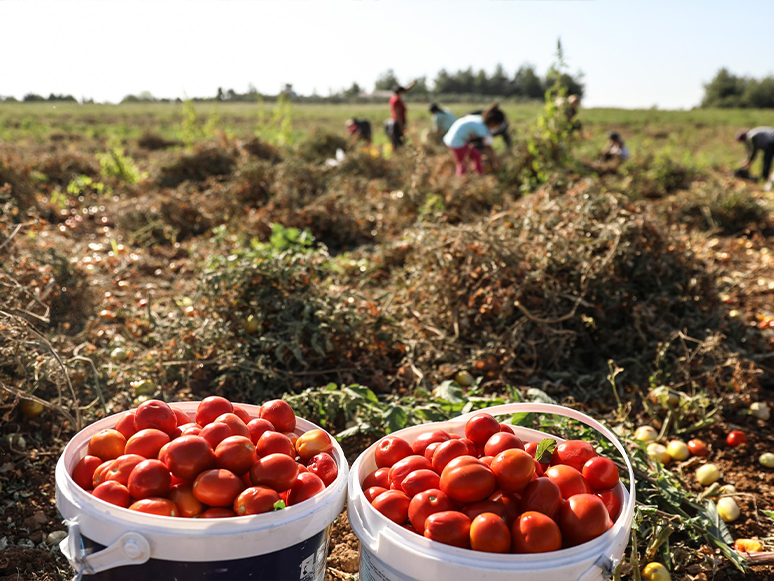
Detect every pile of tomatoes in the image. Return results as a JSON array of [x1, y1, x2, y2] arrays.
[[70, 397, 338, 518], [362, 412, 622, 553]]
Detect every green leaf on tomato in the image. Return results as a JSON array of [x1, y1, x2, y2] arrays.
[[535, 438, 557, 462]]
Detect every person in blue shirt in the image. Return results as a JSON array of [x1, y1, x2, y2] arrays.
[[429, 103, 456, 142], [443, 104, 503, 175]]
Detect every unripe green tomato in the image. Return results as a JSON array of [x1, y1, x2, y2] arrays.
[[634, 426, 658, 443], [717, 497, 740, 522], [759, 452, 774, 468], [666, 440, 689, 461], [750, 402, 770, 421], [696, 464, 720, 486], [647, 443, 670, 464], [642, 562, 671, 581]]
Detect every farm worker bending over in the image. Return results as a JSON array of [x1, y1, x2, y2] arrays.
[[736, 127, 774, 186], [466, 103, 511, 149], [602, 132, 630, 162], [385, 80, 417, 150], [429, 103, 457, 137], [443, 105, 504, 176], [345, 118, 372, 145]]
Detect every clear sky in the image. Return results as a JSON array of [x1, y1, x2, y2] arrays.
[[1, 0, 772, 109]]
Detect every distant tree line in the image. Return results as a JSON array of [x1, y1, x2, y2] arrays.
[[372, 64, 584, 99], [702, 68, 774, 108], [0, 93, 78, 103]]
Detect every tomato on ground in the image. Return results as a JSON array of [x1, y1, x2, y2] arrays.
[[726, 430, 747, 448]]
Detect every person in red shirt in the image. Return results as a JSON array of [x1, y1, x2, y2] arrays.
[[385, 80, 417, 150]]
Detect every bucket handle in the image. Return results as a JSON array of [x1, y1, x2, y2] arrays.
[[60, 519, 151, 580], [456, 403, 636, 578]]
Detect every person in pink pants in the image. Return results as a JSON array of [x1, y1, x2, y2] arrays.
[[443, 104, 504, 176]]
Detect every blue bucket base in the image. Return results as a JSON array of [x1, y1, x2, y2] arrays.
[[78, 528, 329, 581]]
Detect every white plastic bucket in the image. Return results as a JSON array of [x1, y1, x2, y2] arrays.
[[56, 401, 348, 581], [348, 403, 636, 581]]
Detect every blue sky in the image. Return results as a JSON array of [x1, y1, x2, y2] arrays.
[[1, 1, 772, 109]]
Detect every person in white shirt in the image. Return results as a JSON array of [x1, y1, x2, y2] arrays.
[[443, 104, 503, 175], [602, 132, 630, 162]]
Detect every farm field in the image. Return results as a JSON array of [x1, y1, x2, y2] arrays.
[[1, 100, 774, 580]]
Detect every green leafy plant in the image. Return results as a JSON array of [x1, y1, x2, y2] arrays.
[[98, 144, 144, 184]]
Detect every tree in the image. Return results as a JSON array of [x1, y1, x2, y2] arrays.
[[343, 82, 361, 98], [23, 93, 45, 102], [433, 69, 453, 93], [701, 68, 749, 108], [473, 69, 491, 95], [412, 76, 429, 96], [216, 87, 224, 101], [489, 64, 510, 96], [743, 77, 774, 109], [513, 66, 544, 99], [374, 69, 400, 91]]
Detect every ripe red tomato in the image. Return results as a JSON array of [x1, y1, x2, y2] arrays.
[[179, 424, 202, 437], [401, 469, 440, 497], [256, 431, 294, 458], [284, 432, 299, 447], [424, 511, 472, 549], [484, 432, 525, 457], [559, 493, 609, 546], [164, 435, 216, 481], [196, 396, 234, 427], [168, 484, 204, 518], [465, 413, 501, 446], [246, 418, 275, 445], [362, 467, 390, 490], [470, 512, 511, 553], [375, 436, 413, 468], [127, 459, 171, 499], [250, 453, 300, 491], [104, 454, 145, 486], [411, 430, 450, 456], [512, 511, 562, 553], [500, 423, 515, 434], [371, 489, 410, 524], [92, 481, 131, 508], [72, 455, 102, 490], [114, 412, 138, 440], [92, 460, 114, 488], [582, 457, 619, 490], [461, 500, 506, 522], [200, 422, 233, 449], [523, 441, 550, 471], [431, 439, 469, 473], [440, 462, 497, 504], [215, 436, 257, 476], [135, 400, 177, 435], [213, 413, 250, 439], [232, 406, 252, 425], [389, 455, 433, 490], [171, 407, 191, 427], [545, 464, 591, 499], [520, 477, 562, 520], [198, 507, 236, 518], [287, 472, 326, 506], [444, 455, 484, 472], [129, 497, 179, 517], [364, 486, 387, 503], [125, 428, 170, 459], [88, 429, 126, 461], [459, 438, 479, 456], [480, 456, 494, 467], [408, 489, 453, 532], [260, 400, 296, 433], [423, 441, 443, 461], [487, 490, 521, 526], [687, 439, 709, 457], [193, 469, 245, 507], [726, 430, 747, 448], [597, 489, 622, 521], [550, 440, 597, 472], [490, 449, 535, 493], [234, 486, 280, 516], [307, 452, 338, 487], [296, 429, 333, 461]]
